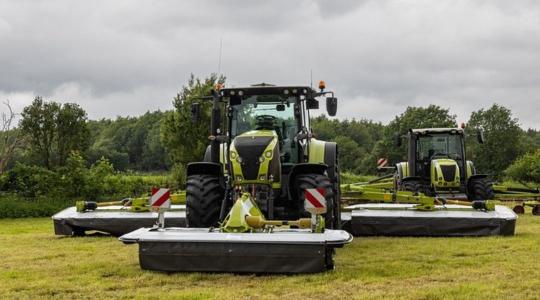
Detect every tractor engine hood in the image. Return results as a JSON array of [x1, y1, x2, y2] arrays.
[[229, 130, 281, 187], [431, 159, 460, 189]]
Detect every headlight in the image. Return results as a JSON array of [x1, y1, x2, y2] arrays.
[[236, 156, 243, 164], [230, 151, 237, 159], [264, 150, 272, 158], [259, 156, 265, 163]]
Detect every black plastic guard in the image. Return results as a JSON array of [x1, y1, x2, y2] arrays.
[[138, 241, 332, 273]]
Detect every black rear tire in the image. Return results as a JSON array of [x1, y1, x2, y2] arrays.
[[186, 174, 224, 228], [295, 173, 338, 229], [467, 178, 495, 200], [401, 180, 420, 193]]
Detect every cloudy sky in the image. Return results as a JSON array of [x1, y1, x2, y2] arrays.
[[1, 0, 539, 128]]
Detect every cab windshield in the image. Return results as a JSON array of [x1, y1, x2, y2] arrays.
[[230, 95, 299, 163], [231, 95, 298, 138], [417, 133, 463, 161]]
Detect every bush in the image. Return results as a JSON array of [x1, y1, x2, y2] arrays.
[[3, 163, 62, 197], [170, 163, 186, 189], [341, 172, 376, 184], [0, 194, 72, 218], [505, 150, 540, 184]]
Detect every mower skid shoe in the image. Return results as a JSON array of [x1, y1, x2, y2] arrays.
[[119, 227, 352, 274]]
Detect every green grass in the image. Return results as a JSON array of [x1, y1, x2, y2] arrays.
[[1, 214, 539, 299]]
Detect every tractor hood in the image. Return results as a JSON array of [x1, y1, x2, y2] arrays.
[[431, 159, 460, 189], [229, 130, 281, 187]]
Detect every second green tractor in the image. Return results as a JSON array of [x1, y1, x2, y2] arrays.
[[394, 127, 494, 201]]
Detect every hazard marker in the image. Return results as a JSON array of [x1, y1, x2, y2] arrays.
[[304, 188, 327, 214]]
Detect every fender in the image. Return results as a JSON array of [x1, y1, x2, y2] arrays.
[[468, 174, 489, 180], [186, 162, 222, 177], [395, 162, 409, 181], [203, 145, 211, 162], [323, 142, 338, 182]]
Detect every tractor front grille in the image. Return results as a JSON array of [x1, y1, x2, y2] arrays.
[[440, 165, 457, 182], [234, 136, 274, 180]]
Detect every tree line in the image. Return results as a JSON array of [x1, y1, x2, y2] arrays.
[[1, 74, 540, 193]]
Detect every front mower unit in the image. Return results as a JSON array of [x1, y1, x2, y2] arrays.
[[120, 191, 352, 273], [120, 227, 352, 273]]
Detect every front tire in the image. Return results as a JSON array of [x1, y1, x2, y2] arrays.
[[186, 174, 224, 228], [295, 173, 338, 229], [467, 178, 495, 200]]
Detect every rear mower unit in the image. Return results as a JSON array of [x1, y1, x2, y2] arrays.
[[52, 193, 186, 236], [340, 182, 516, 236]]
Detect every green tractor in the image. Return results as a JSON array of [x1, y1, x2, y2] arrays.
[[394, 127, 494, 200], [186, 82, 342, 229]]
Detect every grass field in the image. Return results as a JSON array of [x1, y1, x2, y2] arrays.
[[1, 214, 539, 299]]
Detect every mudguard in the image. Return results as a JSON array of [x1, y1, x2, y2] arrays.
[[186, 162, 222, 177]]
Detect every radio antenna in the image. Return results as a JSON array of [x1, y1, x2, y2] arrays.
[[310, 69, 313, 89], [217, 37, 223, 76]]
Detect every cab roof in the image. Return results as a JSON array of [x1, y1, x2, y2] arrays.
[[410, 128, 464, 135], [219, 85, 316, 98]]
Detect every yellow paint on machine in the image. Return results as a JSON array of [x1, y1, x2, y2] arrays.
[[308, 139, 326, 164]]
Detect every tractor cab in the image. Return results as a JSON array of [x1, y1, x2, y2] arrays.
[[410, 128, 466, 190], [228, 89, 303, 164]]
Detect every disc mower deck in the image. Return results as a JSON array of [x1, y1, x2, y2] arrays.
[[342, 203, 516, 236], [119, 227, 352, 273], [53, 203, 516, 237], [52, 205, 186, 236]]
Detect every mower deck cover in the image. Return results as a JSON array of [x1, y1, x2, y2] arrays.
[[119, 227, 353, 273], [52, 205, 186, 236], [343, 204, 516, 236]]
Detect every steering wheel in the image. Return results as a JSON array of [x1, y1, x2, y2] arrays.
[[255, 115, 277, 130], [448, 153, 462, 160], [430, 152, 449, 160]]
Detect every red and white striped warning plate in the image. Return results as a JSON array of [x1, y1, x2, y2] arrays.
[[304, 188, 327, 214], [150, 187, 171, 209], [377, 158, 388, 168]]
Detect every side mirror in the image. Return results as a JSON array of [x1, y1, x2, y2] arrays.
[[191, 103, 201, 123], [394, 133, 402, 147], [306, 98, 319, 109], [477, 130, 485, 144], [276, 104, 285, 111], [326, 97, 338, 117]]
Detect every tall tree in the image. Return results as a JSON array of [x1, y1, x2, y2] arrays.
[[161, 74, 225, 166], [0, 101, 23, 174], [19, 97, 89, 169], [364, 105, 457, 173], [466, 104, 523, 177], [57, 103, 90, 165]]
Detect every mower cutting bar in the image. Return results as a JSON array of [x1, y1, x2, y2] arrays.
[[120, 227, 352, 273]]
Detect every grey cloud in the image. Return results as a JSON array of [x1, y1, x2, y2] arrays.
[[0, 0, 539, 128]]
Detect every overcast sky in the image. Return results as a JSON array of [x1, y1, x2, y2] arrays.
[[1, 0, 539, 128]]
